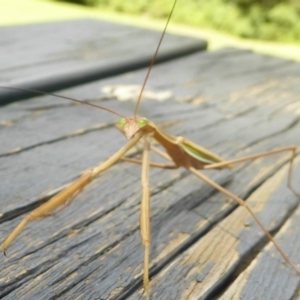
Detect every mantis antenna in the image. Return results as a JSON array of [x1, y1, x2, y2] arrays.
[[1, 0, 177, 121], [133, 0, 178, 118], [0, 85, 125, 118]]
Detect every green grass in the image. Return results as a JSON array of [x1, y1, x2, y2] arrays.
[[1, 0, 300, 62]]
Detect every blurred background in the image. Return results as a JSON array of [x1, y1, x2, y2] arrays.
[[1, 0, 300, 61]]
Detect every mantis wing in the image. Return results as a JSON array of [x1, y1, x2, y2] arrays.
[[147, 121, 230, 169]]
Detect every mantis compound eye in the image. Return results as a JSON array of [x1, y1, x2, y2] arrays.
[[138, 118, 148, 128], [117, 118, 126, 128]]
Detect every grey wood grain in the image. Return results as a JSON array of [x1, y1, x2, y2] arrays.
[[1, 46, 300, 299]]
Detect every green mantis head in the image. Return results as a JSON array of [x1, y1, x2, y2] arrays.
[[117, 117, 148, 139]]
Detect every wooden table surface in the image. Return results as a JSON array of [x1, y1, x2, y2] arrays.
[[1, 19, 300, 300], [0, 19, 205, 104]]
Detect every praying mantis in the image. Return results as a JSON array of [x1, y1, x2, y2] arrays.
[[1, 0, 300, 299]]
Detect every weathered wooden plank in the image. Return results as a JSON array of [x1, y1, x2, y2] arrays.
[[1, 48, 300, 300], [220, 204, 300, 300], [0, 19, 206, 104]]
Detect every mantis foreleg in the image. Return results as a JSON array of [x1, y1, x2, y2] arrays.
[[120, 157, 178, 169], [2, 131, 143, 254]]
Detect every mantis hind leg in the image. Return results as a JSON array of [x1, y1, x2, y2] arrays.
[[203, 146, 299, 197], [189, 167, 300, 276]]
